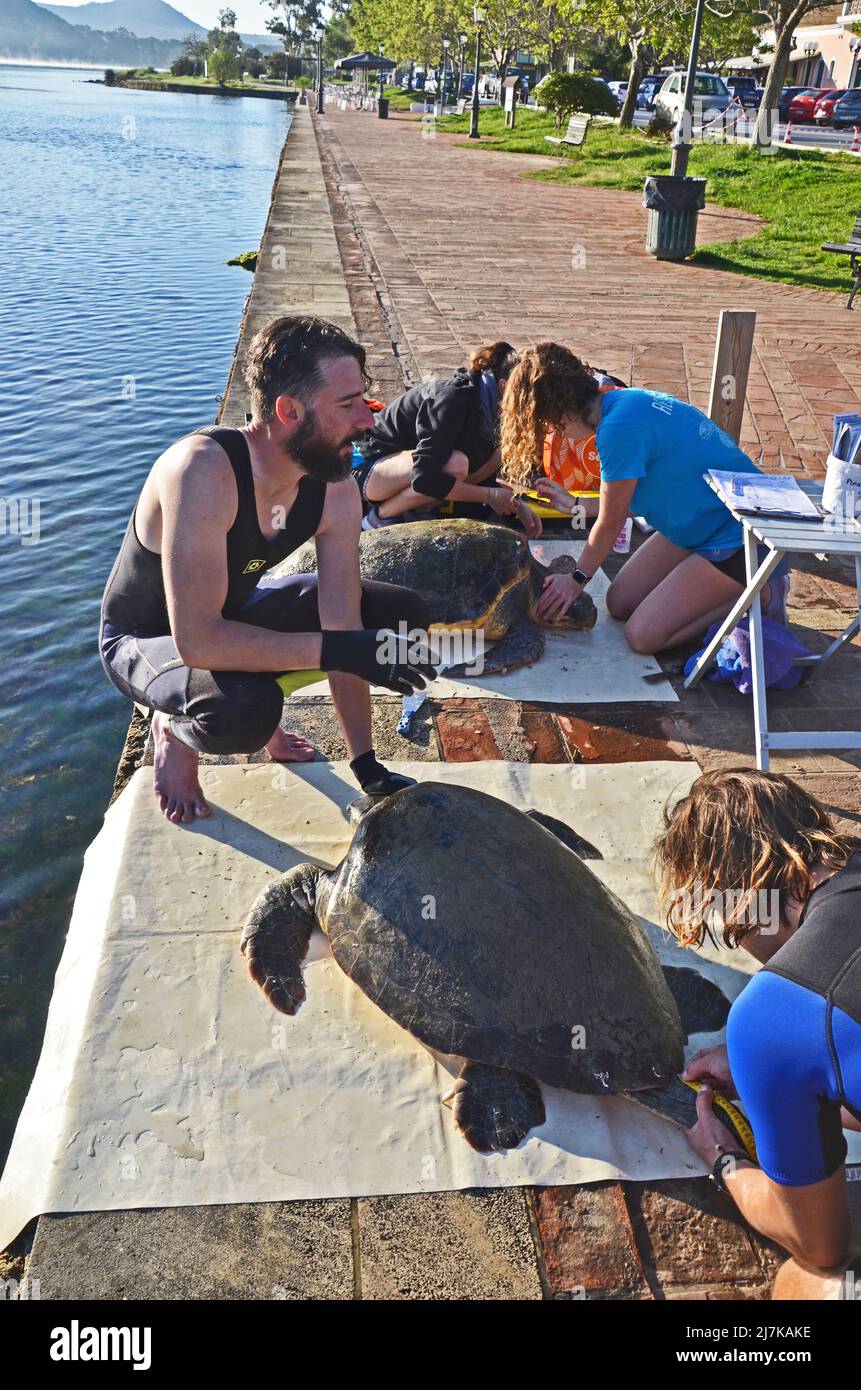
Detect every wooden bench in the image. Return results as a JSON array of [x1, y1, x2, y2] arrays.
[[822, 204, 861, 309], [544, 113, 591, 149]]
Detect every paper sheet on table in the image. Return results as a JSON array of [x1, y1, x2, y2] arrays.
[[10, 759, 853, 1251], [289, 540, 676, 704]]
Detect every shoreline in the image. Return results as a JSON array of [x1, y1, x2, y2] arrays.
[[112, 78, 299, 101]]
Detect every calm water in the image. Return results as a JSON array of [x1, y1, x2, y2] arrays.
[[0, 66, 291, 1165]]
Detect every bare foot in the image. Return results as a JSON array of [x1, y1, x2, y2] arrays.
[[151, 711, 212, 825], [265, 727, 317, 763]]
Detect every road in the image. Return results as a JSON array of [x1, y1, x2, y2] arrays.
[[630, 108, 860, 151]]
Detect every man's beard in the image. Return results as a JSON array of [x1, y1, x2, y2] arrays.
[[289, 410, 356, 483]]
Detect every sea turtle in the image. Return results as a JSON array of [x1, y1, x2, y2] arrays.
[[273, 518, 597, 676], [240, 782, 734, 1153]]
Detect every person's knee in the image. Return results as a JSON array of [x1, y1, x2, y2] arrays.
[[606, 582, 634, 622], [190, 677, 283, 755], [623, 615, 657, 656], [443, 449, 469, 479]]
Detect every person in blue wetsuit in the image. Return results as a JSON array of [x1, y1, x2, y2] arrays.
[[655, 768, 861, 1298], [499, 342, 788, 655]]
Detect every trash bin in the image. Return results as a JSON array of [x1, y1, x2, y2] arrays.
[[378, 97, 389, 119], [643, 175, 707, 261]]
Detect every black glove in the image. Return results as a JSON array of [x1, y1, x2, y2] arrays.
[[350, 750, 416, 797], [320, 628, 438, 696]]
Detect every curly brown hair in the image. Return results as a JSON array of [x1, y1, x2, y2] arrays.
[[499, 342, 601, 489], [654, 768, 856, 949]]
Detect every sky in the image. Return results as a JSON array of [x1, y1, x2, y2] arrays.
[[57, 1, 278, 33]]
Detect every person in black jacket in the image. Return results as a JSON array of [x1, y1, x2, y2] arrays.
[[355, 341, 540, 538]]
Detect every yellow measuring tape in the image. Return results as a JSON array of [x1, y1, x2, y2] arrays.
[[682, 1080, 758, 1163]]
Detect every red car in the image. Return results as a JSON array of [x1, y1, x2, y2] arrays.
[[814, 89, 850, 125], [788, 88, 829, 122]]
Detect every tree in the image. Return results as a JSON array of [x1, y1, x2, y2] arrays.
[[177, 33, 209, 76], [207, 8, 242, 60], [534, 71, 619, 124], [265, 0, 323, 59], [209, 44, 241, 84], [752, 1, 837, 147]]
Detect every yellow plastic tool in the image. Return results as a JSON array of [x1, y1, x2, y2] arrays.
[[275, 669, 326, 698], [682, 1079, 758, 1163]]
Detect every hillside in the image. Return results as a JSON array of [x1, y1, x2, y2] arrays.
[[0, 0, 181, 63]]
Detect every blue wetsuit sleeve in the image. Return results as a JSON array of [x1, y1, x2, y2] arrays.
[[727, 972, 847, 1186]]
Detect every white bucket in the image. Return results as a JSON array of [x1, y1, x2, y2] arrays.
[[822, 452, 861, 519]]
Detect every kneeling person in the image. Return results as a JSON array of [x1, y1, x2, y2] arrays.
[[100, 315, 436, 825]]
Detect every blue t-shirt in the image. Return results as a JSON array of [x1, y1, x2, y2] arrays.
[[595, 389, 762, 554]]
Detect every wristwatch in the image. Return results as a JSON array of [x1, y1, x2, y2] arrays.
[[710, 1148, 751, 1193], [571, 567, 591, 588]]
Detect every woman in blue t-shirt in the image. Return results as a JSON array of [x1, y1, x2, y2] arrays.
[[499, 342, 787, 653], [656, 768, 861, 1298]]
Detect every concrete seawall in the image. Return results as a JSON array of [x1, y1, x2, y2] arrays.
[[115, 78, 299, 101]]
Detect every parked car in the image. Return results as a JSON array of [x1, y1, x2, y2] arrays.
[[725, 75, 761, 107], [637, 75, 666, 111], [777, 86, 817, 120], [655, 71, 732, 125], [832, 88, 861, 129], [788, 88, 830, 122], [607, 80, 628, 108], [814, 89, 850, 124], [460, 72, 475, 95]]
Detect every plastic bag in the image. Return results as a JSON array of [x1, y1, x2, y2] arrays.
[[643, 176, 707, 213]]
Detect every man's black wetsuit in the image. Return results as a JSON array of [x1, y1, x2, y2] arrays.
[[100, 426, 429, 755]]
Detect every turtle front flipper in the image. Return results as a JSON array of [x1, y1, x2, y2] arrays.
[[240, 864, 323, 1015], [529, 555, 598, 632], [660, 966, 730, 1040], [525, 809, 602, 860], [443, 1061, 545, 1152], [446, 615, 545, 678]]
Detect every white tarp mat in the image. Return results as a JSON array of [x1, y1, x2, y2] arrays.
[[1, 758, 778, 1248], [289, 539, 676, 703]]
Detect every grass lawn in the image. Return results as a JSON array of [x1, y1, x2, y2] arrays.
[[433, 107, 860, 295], [117, 71, 294, 91]]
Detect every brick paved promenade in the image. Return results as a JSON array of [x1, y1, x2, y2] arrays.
[[24, 106, 861, 1301]]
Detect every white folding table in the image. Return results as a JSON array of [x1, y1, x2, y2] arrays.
[[684, 479, 861, 770]]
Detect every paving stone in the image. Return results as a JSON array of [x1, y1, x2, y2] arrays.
[[627, 1179, 764, 1290], [557, 710, 692, 763], [435, 706, 501, 760], [533, 1183, 651, 1299], [517, 708, 571, 763], [27, 1202, 354, 1300], [357, 1189, 542, 1300]]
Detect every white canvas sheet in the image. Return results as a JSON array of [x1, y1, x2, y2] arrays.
[[7, 757, 841, 1251], [289, 540, 677, 703]]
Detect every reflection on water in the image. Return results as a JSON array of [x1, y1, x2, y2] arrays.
[[0, 64, 291, 1165]]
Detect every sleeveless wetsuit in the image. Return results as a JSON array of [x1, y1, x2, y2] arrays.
[[99, 426, 429, 755], [727, 850, 861, 1185]]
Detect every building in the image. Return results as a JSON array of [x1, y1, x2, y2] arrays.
[[729, 2, 861, 88]]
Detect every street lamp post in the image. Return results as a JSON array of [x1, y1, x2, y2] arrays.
[[440, 38, 450, 115], [314, 26, 324, 113], [457, 33, 467, 100], [469, 6, 485, 139], [669, 0, 707, 178]]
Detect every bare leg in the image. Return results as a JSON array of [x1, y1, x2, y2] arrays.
[[623, 555, 746, 655], [151, 711, 212, 825], [772, 1254, 857, 1301], [606, 532, 691, 621]]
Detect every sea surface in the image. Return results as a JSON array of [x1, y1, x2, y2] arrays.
[[0, 64, 291, 1167]]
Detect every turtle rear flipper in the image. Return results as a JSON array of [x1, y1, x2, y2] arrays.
[[443, 1061, 545, 1153], [525, 809, 602, 860], [445, 615, 544, 679], [241, 864, 323, 1015]]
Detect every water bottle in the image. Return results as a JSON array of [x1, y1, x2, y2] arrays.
[[397, 690, 427, 738]]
